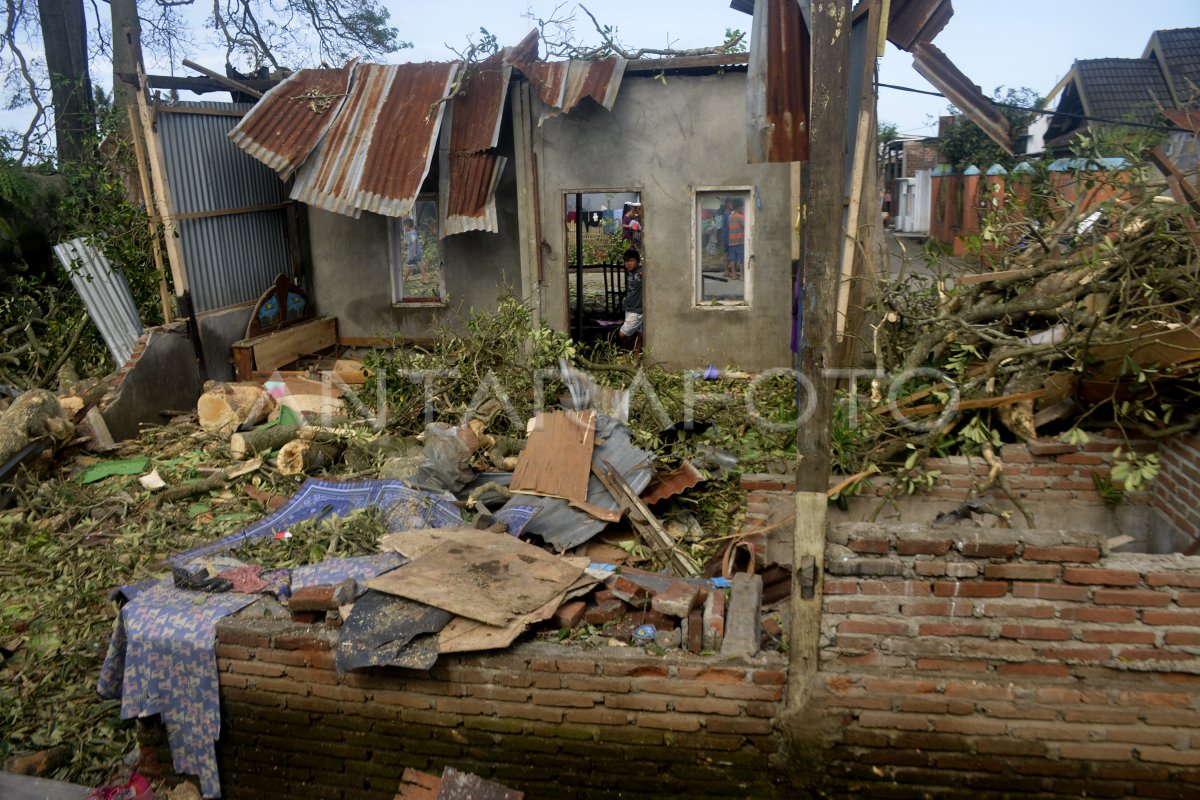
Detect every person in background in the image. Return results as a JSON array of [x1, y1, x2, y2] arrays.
[[725, 200, 746, 280], [618, 247, 643, 352], [403, 218, 429, 285]]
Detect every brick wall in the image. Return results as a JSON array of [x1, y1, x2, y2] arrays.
[[1155, 433, 1200, 550], [745, 435, 1153, 511], [212, 621, 786, 800], [814, 522, 1200, 797]]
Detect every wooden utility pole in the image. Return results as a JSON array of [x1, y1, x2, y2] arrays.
[[789, 0, 853, 707]]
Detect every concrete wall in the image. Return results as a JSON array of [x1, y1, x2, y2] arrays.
[[306, 119, 523, 340], [197, 302, 254, 382], [100, 323, 204, 440], [535, 73, 795, 370]]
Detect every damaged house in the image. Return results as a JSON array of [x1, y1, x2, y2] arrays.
[[138, 31, 798, 379]]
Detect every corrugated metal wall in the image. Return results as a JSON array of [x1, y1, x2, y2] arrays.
[[52, 238, 142, 366], [157, 101, 291, 313]]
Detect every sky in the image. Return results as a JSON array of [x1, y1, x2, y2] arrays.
[[3, 1, 1198, 143]]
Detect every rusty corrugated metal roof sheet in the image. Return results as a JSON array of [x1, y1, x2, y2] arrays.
[[449, 58, 511, 153], [231, 31, 624, 226], [747, 0, 810, 163], [504, 36, 625, 124], [913, 42, 1013, 154], [886, 0, 953, 52], [290, 62, 458, 218], [443, 55, 511, 234], [228, 63, 355, 179], [445, 152, 506, 232]]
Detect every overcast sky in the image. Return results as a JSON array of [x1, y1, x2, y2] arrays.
[[3, 1, 1198, 144]]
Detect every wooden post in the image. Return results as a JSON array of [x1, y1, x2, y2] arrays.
[[790, 0, 853, 709], [835, 0, 885, 344], [510, 82, 544, 326], [126, 104, 173, 323], [134, 69, 188, 298]]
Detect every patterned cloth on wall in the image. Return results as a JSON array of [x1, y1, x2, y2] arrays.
[[99, 553, 410, 798]]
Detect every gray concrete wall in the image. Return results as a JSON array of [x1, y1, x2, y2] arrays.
[[101, 325, 204, 440], [197, 302, 254, 382], [306, 122, 523, 340], [535, 72, 795, 370]]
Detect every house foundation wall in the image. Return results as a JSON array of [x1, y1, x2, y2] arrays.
[[210, 628, 785, 800], [813, 522, 1200, 798]]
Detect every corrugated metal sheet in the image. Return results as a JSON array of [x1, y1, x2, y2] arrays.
[[228, 63, 356, 179], [913, 42, 1013, 154], [449, 57, 511, 153], [886, 0, 953, 52], [443, 55, 512, 234], [157, 101, 291, 312], [497, 415, 654, 553], [53, 238, 142, 365], [445, 152, 506, 233], [747, 0, 811, 163], [291, 62, 458, 219], [505, 39, 626, 125]]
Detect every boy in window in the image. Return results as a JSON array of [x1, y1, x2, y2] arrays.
[[618, 248, 643, 351], [402, 218, 429, 285]]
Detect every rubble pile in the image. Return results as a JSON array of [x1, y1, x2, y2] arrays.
[[0, 323, 789, 791]]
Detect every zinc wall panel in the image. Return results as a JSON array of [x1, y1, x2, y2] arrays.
[[157, 101, 290, 312]]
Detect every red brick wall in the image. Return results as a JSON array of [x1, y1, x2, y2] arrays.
[[815, 522, 1200, 797], [744, 435, 1153, 521], [212, 622, 786, 800], [1155, 433, 1200, 549]]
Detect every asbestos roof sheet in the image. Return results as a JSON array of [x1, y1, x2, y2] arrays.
[[228, 63, 355, 179], [292, 62, 458, 218], [1075, 58, 1174, 127], [913, 42, 1013, 154]]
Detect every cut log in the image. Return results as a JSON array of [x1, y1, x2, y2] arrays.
[[197, 382, 276, 434], [229, 424, 302, 459], [277, 440, 342, 475], [0, 389, 73, 466]]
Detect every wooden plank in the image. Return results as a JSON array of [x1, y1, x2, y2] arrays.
[[135, 67, 189, 295], [174, 202, 288, 221], [592, 458, 702, 577], [509, 411, 596, 502], [625, 53, 750, 73], [182, 58, 262, 98], [156, 105, 245, 118], [955, 266, 1039, 286], [234, 315, 338, 374], [127, 104, 172, 322], [836, 0, 885, 343], [118, 71, 278, 95]]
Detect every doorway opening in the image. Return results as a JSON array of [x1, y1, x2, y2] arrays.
[[564, 190, 642, 343]]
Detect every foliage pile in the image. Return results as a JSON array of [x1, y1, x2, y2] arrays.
[[1, 130, 165, 390], [838, 140, 1199, 508]]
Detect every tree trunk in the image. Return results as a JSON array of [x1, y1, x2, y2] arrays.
[[37, 0, 95, 163], [109, 0, 144, 137]]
